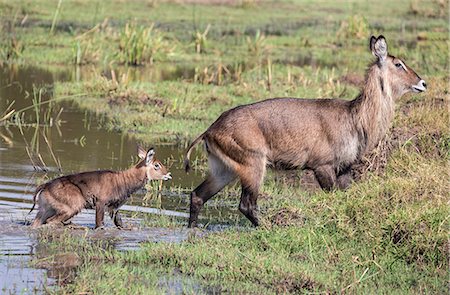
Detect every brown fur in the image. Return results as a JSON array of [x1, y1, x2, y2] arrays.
[[30, 147, 171, 229], [184, 36, 426, 227]]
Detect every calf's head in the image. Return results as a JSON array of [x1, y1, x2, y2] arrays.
[[137, 147, 172, 181]]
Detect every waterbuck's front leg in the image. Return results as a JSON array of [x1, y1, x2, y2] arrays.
[[337, 167, 353, 190], [109, 208, 123, 228], [313, 165, 337, 191], [95, 202, 105, 229]]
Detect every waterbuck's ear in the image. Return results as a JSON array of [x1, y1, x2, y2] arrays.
[[145, 148, 155, 166], [370, 35, 388, 62], [137, 146, 147, 159]]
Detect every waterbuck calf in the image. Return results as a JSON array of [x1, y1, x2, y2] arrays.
[[184, 35, 426, 227], [30, 147, 171, 229]]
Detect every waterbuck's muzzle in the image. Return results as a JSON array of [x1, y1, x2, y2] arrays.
[[162, 173, 172, 181], [412, 79, 427, 93]]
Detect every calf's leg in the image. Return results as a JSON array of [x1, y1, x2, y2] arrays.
[[95, 203, 105, 229], [109, 208, 123, 228]]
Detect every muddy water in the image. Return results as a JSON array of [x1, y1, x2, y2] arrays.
[[0, 64, 237, 293]]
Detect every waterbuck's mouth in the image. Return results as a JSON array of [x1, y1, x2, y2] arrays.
[[162, 173, 172, 181], [412, 80, 427, 93]]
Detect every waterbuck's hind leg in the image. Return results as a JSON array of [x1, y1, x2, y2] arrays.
[[313, 165, 337, 191], [31, 209, 57, 227], [189, 175, 235, 228], [31, 216, 43, 228], [237, 157, 266, 227], [62, 217, 74, 226], [188, 155, 236, 228], [31, 193, 57, 228], [31, 210, 47, 227], [46, 212, 73, 226], [239, 185, 260, 226]]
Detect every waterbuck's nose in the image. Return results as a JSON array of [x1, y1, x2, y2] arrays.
[[412, 79, 427, 92], [163, 173, 172, 181]]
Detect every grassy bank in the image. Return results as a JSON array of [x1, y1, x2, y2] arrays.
[[1, 0, 448, 293]]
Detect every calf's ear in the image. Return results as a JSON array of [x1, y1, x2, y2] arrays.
[[137, 146, 147, 159], [145, 148, 155, 166]]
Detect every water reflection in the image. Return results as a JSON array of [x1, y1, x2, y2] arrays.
[[0, 64, 204, 191]]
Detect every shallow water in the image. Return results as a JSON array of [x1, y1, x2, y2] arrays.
[[0, 64, 238, 293]]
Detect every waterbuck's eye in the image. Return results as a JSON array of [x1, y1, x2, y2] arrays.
[[154, 163, 160, 170], [395, 62, 402, 69]]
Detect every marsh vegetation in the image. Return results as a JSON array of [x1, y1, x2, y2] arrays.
[[0, 0, 448, 293]]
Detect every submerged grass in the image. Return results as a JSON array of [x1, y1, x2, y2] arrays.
[[1, 0, 448, 293]]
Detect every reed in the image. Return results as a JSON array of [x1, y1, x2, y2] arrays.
[[50, 0, 63, 35]]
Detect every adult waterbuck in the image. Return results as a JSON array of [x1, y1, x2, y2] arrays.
[[184, 35, 427, 227], [30, 147, 171, 229]]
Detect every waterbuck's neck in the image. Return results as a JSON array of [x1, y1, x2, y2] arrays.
[[351, 63, 395, 154], [115, 165, 147, 197]]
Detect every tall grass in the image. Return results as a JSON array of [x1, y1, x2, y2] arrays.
[[116, 22, 169, 65], [246, 29, 266, 56], [0, 11, 25, 62], [337, 15, 370, 40], [73, 39, 100, 65], [409, 0, 449, 17], [192, 24, 210, 54]]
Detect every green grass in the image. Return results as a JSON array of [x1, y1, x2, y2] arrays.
[[38, 150, 449, 293], [1, 0, 448, 293]]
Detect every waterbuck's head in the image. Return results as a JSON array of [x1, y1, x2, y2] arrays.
[[370, 35, 426, 99], [137, 147, 172, 181]]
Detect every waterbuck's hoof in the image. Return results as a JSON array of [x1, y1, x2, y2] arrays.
[[94, 225, 105, 231], [187, 221, 198, 228], [115, 224, 134, 231]]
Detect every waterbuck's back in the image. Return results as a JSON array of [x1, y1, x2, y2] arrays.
[[204, 98, 359, 171], [43, 170, 127, 206]]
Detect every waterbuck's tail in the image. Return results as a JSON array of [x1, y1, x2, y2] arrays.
[[29, 184, 44, 214], [184, 132, 205, 172]]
